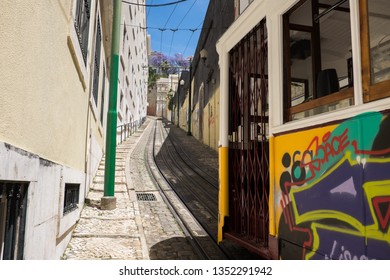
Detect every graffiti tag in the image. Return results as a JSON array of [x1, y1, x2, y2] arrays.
[[325, 240, 373, 260]]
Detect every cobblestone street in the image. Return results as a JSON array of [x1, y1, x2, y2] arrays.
[[62, 118, 201, 260]]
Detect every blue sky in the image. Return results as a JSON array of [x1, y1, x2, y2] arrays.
[[146, 0, 210, 58]]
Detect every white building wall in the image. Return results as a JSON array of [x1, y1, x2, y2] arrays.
[[118, 1, 148, 129], [156, 75, 179, 120]]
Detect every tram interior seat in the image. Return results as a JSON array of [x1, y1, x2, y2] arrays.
[[316, 68, 340, 97]]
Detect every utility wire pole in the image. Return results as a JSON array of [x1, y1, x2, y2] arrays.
[[101, 0, 122, 210]]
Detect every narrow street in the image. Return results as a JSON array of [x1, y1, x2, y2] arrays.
[[2, 0, 390, 269], [62, 117, 257, 260]]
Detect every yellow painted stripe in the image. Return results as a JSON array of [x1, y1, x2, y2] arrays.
[[218, 146, 229, 243], [269, 136, 276, 236]]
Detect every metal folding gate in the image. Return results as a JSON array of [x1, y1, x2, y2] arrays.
[[226, 19, 270, 256]]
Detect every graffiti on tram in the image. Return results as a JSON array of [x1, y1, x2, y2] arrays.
[[275, 112, 390, 259]]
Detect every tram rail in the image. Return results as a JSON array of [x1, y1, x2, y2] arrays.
[[144, 119, 228, 260], [149, 119, 259, 259]]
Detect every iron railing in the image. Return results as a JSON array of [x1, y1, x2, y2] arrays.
[[117, 117, 146, 144]]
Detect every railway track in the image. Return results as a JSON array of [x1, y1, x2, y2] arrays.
[[155, 122, 219, 237], [144, 119, 228, 260], [148, 118, 259, 260]]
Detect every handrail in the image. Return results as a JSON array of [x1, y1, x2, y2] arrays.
[[116, 117, 147, 144]]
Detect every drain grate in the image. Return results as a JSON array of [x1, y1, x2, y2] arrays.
[[136, 193, 157, 202]]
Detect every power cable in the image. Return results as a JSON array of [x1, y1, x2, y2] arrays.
[[131, 24, 203, 32], [163, 3, 178, 53], [182, 29, 197, 56], [168, 29, 178, 56], [144, 0, 213, 56], [147, 0, 154, 17], [175, 0, 198, 28], [122, 0, 189, 7], [180, 19, 203, 56], [168, 0, 198, 56], [163, 4, 178, 29]]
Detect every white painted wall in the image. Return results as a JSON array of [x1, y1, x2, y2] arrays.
[[118, 1, 148, 127], [0, 143, 85, 259]]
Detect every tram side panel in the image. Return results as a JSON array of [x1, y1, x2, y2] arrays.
[[271, 111, 390, 260]]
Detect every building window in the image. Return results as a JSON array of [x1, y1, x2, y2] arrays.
[[361, 0, 390, 102], [74, 0, 92, 65], [100, 65, 106, 125], [123, 25, 127, 53], [92, 18, 102, 106], [283, 0, 354, 122], [0, 181, 28, 260], [63, 184, 80, 215]]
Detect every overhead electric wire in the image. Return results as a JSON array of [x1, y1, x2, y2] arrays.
[[175, 0, 198, 29], [168, 0, 198, 56], [122, 0, 189, 7], [163, 4, 178, 29], [182, 29, 196, 56], [146, 0, 154, 17], [168, 29, 177, 56], [130, 24, 204, 32], [144, 0, 213, 57], [180, 19, 203, 56], [162, 3, 179, 54]]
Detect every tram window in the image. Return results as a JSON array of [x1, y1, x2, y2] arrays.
[[361, 0, 390, 102], [283, 0, 354, 122], [368, 0, 390, 83]]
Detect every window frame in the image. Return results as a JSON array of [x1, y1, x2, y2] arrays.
[[63, 183, 80, 215], [360, 0, 390, 103], [92, 15, 102, 107], [283, 0, 355, 122], [100, 64, 106, 126], [68, 0, 94, 89], [74, 0, 92, 66]]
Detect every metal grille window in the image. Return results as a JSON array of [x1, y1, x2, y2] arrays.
[[92, 18, 102, 106], [227, 19, 270, 256], [100, 65, 106, 125], [74, 0, 92, 65], [0, 181, 28, 260], [63, 184, 80, 215]]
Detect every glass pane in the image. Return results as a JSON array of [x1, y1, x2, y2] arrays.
[[290, 30, 313, 105], [368, 0, 390, 84], [289, 0, 313, 26], [292, 97, 353, 120], [319, 1, 352, 91]]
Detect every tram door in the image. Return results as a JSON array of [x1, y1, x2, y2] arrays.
[[226, 19, 270, 254]]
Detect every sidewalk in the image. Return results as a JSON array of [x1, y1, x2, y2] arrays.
[[62, 117, 204, 260]]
